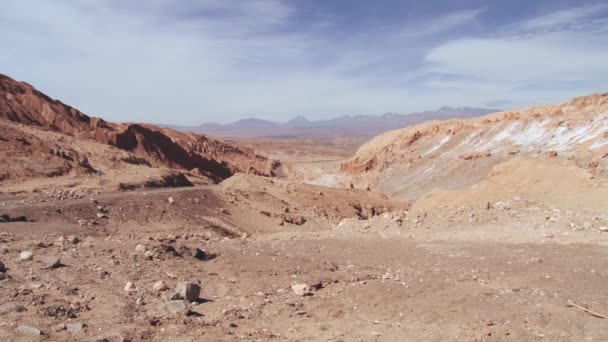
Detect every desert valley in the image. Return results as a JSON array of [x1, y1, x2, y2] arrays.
[[0, 72, 607, 342]]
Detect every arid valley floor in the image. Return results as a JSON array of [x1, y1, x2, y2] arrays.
[[1, 74, 608, 341]]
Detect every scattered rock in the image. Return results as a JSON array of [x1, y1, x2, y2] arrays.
[[16, 324, 43, 335], [0, 303, 27, 315], [599, 226, 608, 232], [100, 271, 110, 279], [135, 244, 147, 253], [168, 197, 175, 204], [144, 250, 154, 260], [0, 214, 27, 222], [164, 300, 190, 315], [97, 213, 108, 219], [291, 283, 311, 296], [67, 235, 80, 244], [174, 281, 201, 302], [193, 248, 216, 261], [20, 251, 33, 261], [43, 256, 62, 269], [66, 322, 86, 333], [153, 281, 169, 292], [124, 282, 136, 292]]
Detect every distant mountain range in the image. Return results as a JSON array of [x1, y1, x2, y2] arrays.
[[165, 107, 501, 138]]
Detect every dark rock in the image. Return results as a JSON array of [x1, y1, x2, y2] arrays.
[[174, 281, 201, 302]]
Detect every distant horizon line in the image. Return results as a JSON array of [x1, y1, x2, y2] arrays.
[[157, 105, 504, 127]]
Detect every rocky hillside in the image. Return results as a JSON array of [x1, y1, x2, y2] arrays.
[[0, 74, 281, 182], [341, 93, 608, 200]]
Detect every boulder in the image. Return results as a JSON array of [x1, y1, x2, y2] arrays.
[[291, 283, 311, 296], [19, 251, 33, 261], [67, 235, 80, 244], [43, 256, 62, 269], [17, 324, 43, 335], [0, 303, 27, 315], [153, 281, 169, 292], [164, 300, 190, 315], [174, 281, 200, 302], [66, 322, 86, 333]]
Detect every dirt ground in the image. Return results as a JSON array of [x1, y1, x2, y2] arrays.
[[1, 140, 608, 341]]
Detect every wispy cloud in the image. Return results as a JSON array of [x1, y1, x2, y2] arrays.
[[424, 3, 608, 106]]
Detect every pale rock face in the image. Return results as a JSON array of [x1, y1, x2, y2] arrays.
[[341, 93, 608, 201]]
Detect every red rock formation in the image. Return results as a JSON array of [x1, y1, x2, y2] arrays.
[[0, 73, 281, 182]]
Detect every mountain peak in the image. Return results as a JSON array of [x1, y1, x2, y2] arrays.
[[285, 115, 312, 126]]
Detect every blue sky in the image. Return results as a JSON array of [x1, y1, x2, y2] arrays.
[[1, 0, 607, 124]]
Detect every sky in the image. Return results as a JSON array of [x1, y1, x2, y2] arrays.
[[1, 0, 607, 124]]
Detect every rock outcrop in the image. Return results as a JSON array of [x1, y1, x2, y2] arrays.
[[0, 73, 282, 182], [341, 93, 608, 200]]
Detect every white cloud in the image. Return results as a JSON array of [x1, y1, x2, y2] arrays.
[[0, 1, 605, 124], [424, 3, 608, 109], [511, 3, 608, 33]]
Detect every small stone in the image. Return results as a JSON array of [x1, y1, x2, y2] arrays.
[[168, 197, 175, 204], [99, 271, 110, 279], [96, 213, 108, 219], [0, 303, 27, 315], [135, 244, 146, 253], [599, 226, 608, 232], [0, 260, 5, 272], [153, 281, 169, 291], [124, 282, 136, 292], [17, 324, 43, 335], [67, 235, 80, 244], [174, 281, 201, 302], [144, 251, 154, 260], [66, 322, 85, 333], [291, 283, 311, 296], [43, 256, 62, 269], [164, 300, 190, 315], [20, 251, 33, 261]]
